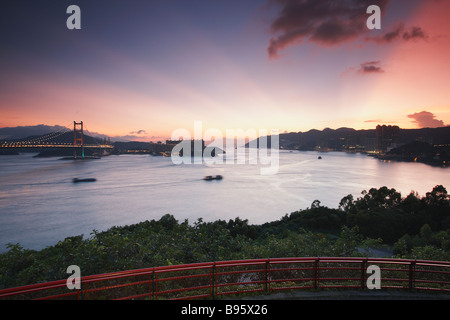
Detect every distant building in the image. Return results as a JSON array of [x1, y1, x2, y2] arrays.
[[165, 140, 182, 145], [363, 137, 377, 152], [149, 141, 175, 155], [149, 139, 207, 156], [376, 125, 400, 153]]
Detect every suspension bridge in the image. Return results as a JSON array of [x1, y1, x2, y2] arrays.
[[0, 121, 114, 158]]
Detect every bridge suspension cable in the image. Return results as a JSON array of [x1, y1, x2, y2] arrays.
[[83, 123, 111, 147], [4, 122, 73, 145]]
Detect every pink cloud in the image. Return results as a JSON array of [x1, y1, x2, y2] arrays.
[[407, 111, 446, 128]]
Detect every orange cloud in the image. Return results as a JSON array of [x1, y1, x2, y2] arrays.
[[408, 111, 446, 128]]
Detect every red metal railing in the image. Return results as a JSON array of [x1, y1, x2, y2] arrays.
[[1, 257, 449, 300]]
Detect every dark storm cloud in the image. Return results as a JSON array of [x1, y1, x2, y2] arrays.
[[370, 23, 428, 43], [408, 111, 446, 128], [267, 0, 390, 58], [402, 26, 427, 40], [267, 0, 427, 58], [359, 61, 384, 74], [129, 130, 147, 135]]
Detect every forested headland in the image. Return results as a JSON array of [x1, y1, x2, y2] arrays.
[[1, 185, 449, 289]]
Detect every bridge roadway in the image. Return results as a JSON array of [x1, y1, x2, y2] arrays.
[[0, 143, 114, 149]]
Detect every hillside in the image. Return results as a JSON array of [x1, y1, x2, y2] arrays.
[[0, 125, 70, 140], [249, 126, 450, 152]]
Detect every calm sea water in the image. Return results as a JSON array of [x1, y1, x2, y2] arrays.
[[0, 151, 449, 252]]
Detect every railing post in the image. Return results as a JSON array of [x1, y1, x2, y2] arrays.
[[313, 258, 319, 290], [409, 261, 416, 291], [150, 268, 157, 300], [264, 259, 270, 294], [211, 262, 216, 299], [149, 271, 153, 300], [83, 281, 88, 300], [361, 258, 368, 290]]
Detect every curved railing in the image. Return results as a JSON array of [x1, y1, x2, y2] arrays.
[[1, 257, 449, 300]]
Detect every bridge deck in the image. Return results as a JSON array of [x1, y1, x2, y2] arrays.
[[0, 144, 114, 148]]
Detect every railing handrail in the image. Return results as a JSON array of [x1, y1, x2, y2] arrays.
[[1, 257, 449, 299]]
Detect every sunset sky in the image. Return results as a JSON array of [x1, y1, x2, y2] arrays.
[[1, 0, 449, 141]]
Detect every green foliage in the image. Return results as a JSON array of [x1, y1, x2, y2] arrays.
[[338, 185, 450, 243], [261, 185, 448, 244], [393, 224, 450, 260], [0, 220, 380, 289]]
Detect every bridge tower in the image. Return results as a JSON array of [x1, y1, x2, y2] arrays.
[[73, 121, 84, 158]]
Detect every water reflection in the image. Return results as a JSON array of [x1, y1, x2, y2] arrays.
[[0, 151, 448, 251]]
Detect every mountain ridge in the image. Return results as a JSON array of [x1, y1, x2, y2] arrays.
[[249, 126, 450, 151]]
